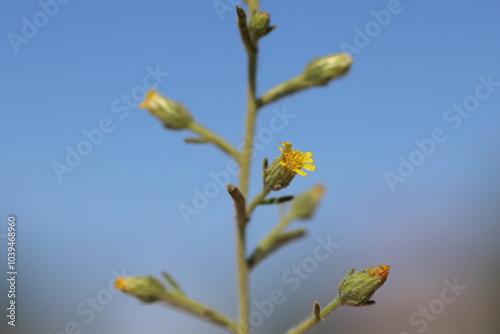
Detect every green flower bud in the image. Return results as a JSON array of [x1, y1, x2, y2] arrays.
[[338, 265, 390, 306], [302, 53, 353, 86], [265, 142, 316, 191], [115, 276, 167, 303], [140, 89, 193, 130], [290, 184, 325, 220], [249, 11, 275, 39]]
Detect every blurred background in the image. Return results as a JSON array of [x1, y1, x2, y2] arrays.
[[1, 0, 499, 333]]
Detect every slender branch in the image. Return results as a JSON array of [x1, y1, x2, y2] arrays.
[[161, 290, 238, 333], [262, 158, 268, 185], [248, 0, 259, 16], [236, 7, 256, 54], [241, 0, 259, 18], [239, 36, 258, 196], [313, 302, 321, 321], [227, 185, 249, 228], [247, 213, 305, 270], [234, 4, 260, 333], [238, 7, 259, 198], [248, 228, 306, 269], [235, 221, 250, 334], [186, 121, 241, 163], [162, 271, 185, 295], [247, 188, 271, 215], [257, 74, 309, 108], [259, 195, 294, 205], [258, 53, 352, 108], [227, 184, 250, 334], [184, 137, 210, 144], [285, 297, 342, 334], [253, 214, 293, 249]]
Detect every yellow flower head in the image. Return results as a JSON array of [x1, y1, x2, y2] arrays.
[[278, 142, 316, 177], [265, 142, 316, 191]]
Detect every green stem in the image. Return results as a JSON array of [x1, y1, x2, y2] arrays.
[[247, 211, 301, 268], [228, 185, 249, 228], [187, 121, 241, 163], [259, 195, 294, 205], [247, 188, 270, 215], [161, 291, 239, 333], [248, 228, 306, 269], [239, 45, 258, 197], [254, 214, 294, 253], [285, 297, 342, 334], [236, 3, 259, 333], [236, 39, 257, 334], [244, 0, 259, 16], [235, 223, 249, 334], [257, 74, 308, 108]]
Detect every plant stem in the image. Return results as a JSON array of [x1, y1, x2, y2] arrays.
[[242, 0, 259, 16], [253, 214, 294, 254], [228, 185, 249, 228], [248, 228, 306, 269], [239, 49, 257, 197], [187, 122, 241, 163], [161, 291, 239, 333], [247, 188, 270, 215], [235, 222, 249, 334], [285, 297, 342, 334], [236, 42, 257, 334], [235, 4, 260, 333], [257, 75, 307, 108]]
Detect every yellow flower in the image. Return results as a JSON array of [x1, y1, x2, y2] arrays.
[[278, 142, 316, 176], [265, 142, 316, 191]]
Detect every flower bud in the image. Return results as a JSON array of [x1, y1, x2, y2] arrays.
[[302, 53, 353, 86], [115, 276, 167, 303], [290, 184, 326, 220], [140, 89, 193, 130], [265, 142, 316, 191], [249, 11, 275, 39], [338, 265, 390, 306]]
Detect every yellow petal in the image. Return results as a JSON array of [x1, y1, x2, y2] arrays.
[[303, 152, 314, 158], [302, 164, 316, 171], [295, 169, 307, 177]]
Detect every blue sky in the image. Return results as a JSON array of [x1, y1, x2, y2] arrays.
[[1, 1, 500, 333]]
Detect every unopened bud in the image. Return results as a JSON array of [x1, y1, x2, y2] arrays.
[[115, 276, 167, 303], [140, 89, 193, 130], [338, 265, 390, 306], [303, 53, 353, 86], [249, 11, 275, 39], [291, 184, 326, 220]]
